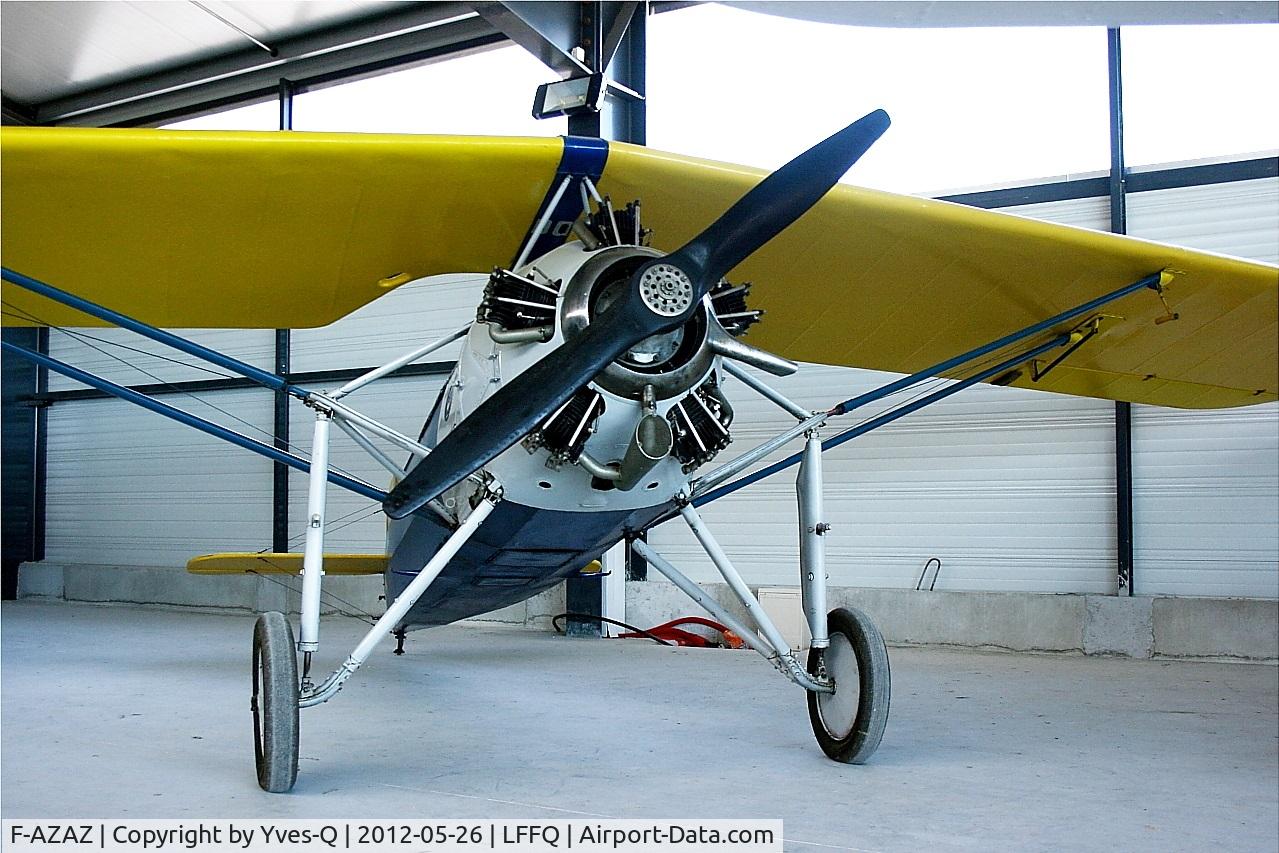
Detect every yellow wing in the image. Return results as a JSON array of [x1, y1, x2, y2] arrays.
[[187, 553, 387, 576], [601, 143, 1278, 410], [3, 127, 1274, 409], [1, 127, 561, 328]]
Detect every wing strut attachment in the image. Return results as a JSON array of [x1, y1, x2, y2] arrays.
[[511, 136, 610, 268]]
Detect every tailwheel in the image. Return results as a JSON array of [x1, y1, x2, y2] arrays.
[[251, 611, 300, 792], [806, 606, 890, 764]]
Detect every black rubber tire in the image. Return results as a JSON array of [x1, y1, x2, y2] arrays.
[[252, 611, 300, 793], [806, 606, 890, 764]]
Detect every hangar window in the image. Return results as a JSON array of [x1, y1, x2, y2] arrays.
[[161, 98, 279, 131], [647, 4, 1110, 195], [291, 43, 566, 136], [1121, 24, 1279, 167]]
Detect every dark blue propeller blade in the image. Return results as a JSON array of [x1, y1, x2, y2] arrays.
[[383, 109, 890, 520], [667, 108, 890, 294]]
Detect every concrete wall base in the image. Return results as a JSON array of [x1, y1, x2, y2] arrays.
[[626, 581, 1276, 662], [17, 562, 1277, 661], [16, 561, 567, 631]]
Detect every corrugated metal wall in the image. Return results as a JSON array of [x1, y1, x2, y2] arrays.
[[648, 193, 1119, 591], [651, 367, 1120, 592], [39, 177, 1278, 597], [1127, 178, 1279, 598], [285, 273, 483, 551], [46, 329, 275, 389], [45, 389, 274, 566], [44, 328, 275, 567], [647, 179, 1279, 596]]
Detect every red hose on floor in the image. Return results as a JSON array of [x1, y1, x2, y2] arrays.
[[618, 616, 745, 648], [552, 613, 745, 648]]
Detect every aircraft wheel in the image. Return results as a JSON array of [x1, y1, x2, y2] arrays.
[[252, 611, 299, 793], [806, 606, 890, 764]]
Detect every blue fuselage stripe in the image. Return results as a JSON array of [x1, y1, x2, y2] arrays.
[[512, 136, 610, 266]]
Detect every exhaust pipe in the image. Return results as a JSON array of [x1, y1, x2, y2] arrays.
[[616, 413, 673, 491]]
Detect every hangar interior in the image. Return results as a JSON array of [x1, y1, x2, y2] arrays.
[[2, 0, 1278, 839], [3, 1, 1275, 661]]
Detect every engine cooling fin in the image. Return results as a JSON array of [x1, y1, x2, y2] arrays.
[[525, 386, 605, 465], [584, 197, 651, 247], [709, 280, 762, 337], [478, 268, 560, 331], [668, 374, 734, 472]]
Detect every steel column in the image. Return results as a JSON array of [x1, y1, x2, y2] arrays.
[[564, 3, 646, 142], [1107, 28, 1127, 237], [625, 532, 648, 581], [1116, 400, 1134, 595], [278, 78, 294, 131], [1109, 27, 1135, 596], [272, 329, 291, 552], [1, 327, 46, 599], [34, 327, 48, 567], [561, 1, 648, 634], [272, 79, 295, 553]]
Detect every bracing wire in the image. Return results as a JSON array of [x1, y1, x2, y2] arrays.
[[248, 565, 381, 627], [0, 310, 239, 380], [261, 503, 387, 556], [830, 336, 1045, 437], [3, 303, 371, 485], [5, 305, 426, 629], [709, 330, 1059, 501]]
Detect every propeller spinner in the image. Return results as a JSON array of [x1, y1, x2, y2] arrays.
[[383, 109, 891, 519]]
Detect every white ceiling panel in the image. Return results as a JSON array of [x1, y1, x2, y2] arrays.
[[0, 0, 391, 105]]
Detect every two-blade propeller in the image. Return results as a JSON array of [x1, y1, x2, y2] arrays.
[[383, 109, 890, 519]]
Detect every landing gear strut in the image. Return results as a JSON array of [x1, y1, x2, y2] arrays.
[[631, 413, 894, 765]]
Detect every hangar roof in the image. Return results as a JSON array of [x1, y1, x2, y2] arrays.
[[1, 1, 494, 126], [2, 1, 1275, 128]]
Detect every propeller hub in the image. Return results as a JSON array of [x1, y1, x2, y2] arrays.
[[561, 247, 713, 401], [638, 263, 694, 317]]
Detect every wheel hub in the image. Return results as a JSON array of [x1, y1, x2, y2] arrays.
[[816, 632, 860, 739]]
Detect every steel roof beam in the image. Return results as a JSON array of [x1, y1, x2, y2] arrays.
[[471, 2, 594, 78], [1, 95, 37, 127], [31, 4, 498, 127], [473, 2, 642, 79]]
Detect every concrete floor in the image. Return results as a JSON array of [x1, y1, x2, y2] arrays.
[[2, 601, 1276, 852]]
